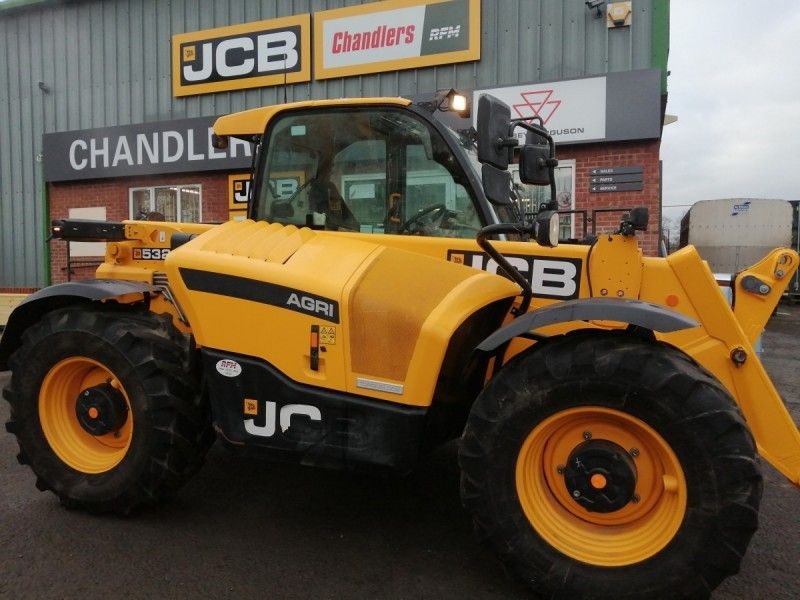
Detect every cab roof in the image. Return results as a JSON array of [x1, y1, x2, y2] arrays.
[[213, 97, 412, 138]]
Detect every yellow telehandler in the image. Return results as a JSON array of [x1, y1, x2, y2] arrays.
[[2, 93, 797, 598]]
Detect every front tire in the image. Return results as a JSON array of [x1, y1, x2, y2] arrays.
[[459, 332, 762, 599], [3, 306, 214, 514]]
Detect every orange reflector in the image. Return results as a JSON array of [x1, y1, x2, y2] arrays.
[[666, 294, 679, 307], [88, 407, 99, 419], [590, 473, 608, 489]]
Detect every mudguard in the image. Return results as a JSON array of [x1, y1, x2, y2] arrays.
[[476, 297, 699, 352], [0, 280, 154, 370]]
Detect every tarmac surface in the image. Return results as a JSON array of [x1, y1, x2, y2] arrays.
[[1, 304, 798, 599]]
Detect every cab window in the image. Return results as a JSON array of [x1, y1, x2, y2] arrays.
[[255, 108, 482, 237]]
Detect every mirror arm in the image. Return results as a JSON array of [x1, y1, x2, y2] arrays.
[[477, 223, 535, 316], [511, 118, 559, 210]]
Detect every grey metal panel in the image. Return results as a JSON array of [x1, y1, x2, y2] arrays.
[[0, 0, 664, 288], [496, 0, 519, 85], [517, 0, 541, 82], [561, 0, 586, 78], [0, 18, 13, 282], [631, 0, 653, 70], [6, 16, 24, 285], [608, 23, 632, 72], [18, 14, 38, 283]]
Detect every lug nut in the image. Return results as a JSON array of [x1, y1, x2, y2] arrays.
[[631, 494, 640, 503], [557, 464, 566, 475], [583, 431, 592, 440], [573, 490, 581, 498], [630, 448, 640, 458]]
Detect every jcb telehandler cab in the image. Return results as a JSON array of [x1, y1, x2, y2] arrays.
[[2, 93, 798, 599]]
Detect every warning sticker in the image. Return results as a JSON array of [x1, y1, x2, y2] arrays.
[[244, 398, 258, 416], [449, 253, 465, 265], [320, 326, 336, 345]]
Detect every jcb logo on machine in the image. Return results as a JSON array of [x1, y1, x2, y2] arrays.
[[172, 15, 311, 97], [448, 250, 582, 300], [133, 248, 170, 261], [243, 399, 321, 438]]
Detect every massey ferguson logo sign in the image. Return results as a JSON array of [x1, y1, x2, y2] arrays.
[[475, 77, 607, 144], [315, 0, 479, 80], [513, 89, 562, 125], [172, 15, 310, 97]]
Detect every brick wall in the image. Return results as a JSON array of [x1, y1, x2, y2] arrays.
[[561, 139, 662, 256], [47, 172, 231, 285]]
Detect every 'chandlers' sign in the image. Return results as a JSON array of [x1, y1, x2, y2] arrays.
[[172, 14, 311, 97], [314, 0, 479, 80], [42, 117, 254, 182]]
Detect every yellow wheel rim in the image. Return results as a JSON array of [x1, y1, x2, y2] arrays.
[[39, 357, 133, 474], [516, 407, 686, 567]]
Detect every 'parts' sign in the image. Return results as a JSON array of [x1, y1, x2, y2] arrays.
[[314, 0, 479, 80], [172, 14, 311, 97]]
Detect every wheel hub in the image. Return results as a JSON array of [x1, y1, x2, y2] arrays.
[[563, 439, 637, 513], [75, 383, 129, 436]]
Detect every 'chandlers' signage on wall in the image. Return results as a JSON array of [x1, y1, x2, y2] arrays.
[[172, 14, 311, 97], [314, 0, 479, 80], [42, 117, 254, 182]]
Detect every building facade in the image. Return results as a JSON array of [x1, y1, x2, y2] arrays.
[[0, 0, 670, 291]]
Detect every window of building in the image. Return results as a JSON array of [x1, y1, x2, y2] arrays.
[[511, 160, 576, 240], [129, 185, 202, 222]]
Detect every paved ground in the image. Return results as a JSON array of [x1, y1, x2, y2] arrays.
[[1, 305, 798, 599]]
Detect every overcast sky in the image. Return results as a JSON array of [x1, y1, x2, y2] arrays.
[[661, 1, 800, 222]]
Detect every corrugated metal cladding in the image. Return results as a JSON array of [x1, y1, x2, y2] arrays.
[[0, 0, 663, 288]]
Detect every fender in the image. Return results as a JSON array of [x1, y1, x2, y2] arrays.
[[476, 297, 698, 352], [0, 280, 154, 370]]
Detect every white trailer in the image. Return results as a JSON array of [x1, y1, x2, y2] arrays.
[[680, 198, 794, 274]]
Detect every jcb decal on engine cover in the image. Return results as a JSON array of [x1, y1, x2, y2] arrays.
[[133, 247, 170, 260], [448, 251, 581, 300], [243, 399, 322, 438], [179, 268, 340, 323]]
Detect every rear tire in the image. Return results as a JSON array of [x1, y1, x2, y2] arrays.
[[3, 306, 214, 514], [459, 332, 762, 599]]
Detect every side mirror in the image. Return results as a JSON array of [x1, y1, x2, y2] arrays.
[[477, 95, 514, 169], [619, 206, 649, 236], [482, 164, 512, 205], [535, 210, 560, 247], [518, 144, 551, 186]]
